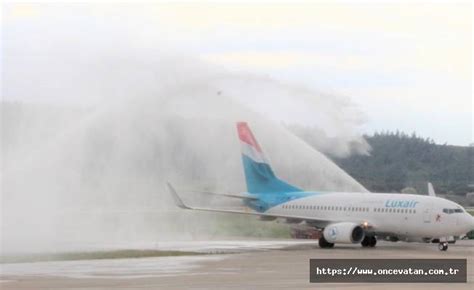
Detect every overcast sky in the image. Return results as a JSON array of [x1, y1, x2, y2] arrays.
[[3, 1, 472, 145]]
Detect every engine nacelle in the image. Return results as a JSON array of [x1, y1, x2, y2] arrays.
[[323, 222, 365, 244]]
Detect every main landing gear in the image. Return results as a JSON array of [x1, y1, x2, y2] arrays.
[[361, 235, 377, 248], [438, 242, 448, 251], [318, 235, 334, 248]]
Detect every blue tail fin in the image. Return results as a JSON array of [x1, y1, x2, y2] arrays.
[[237, 122, 302, 194]]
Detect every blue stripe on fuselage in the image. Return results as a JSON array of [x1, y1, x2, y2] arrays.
[[244, 191, 320, 212]]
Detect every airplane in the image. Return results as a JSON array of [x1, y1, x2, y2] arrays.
[[167, 122, 474, 251]]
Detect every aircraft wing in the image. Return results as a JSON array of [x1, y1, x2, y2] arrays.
[[186, 190, 258, 200], [167, 183, 336, 227]]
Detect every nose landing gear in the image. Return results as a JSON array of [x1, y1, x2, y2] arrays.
[[438, 242, 448, 251]]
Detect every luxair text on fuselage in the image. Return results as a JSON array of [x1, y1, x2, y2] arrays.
[[385, 200, 419, 208]]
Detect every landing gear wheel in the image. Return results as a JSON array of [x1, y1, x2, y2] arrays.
[[438, 242, 448, 251], [361, 236, 370, 247], [361, 236, 377, 248], [318, 235, 335, 248], [369, 236, 377, 247]]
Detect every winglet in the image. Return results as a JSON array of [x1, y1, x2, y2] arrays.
[[427, 182, 436, 197], [167, 182, 191, 209]]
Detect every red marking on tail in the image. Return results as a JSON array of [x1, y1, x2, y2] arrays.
[[237, 122, 262, 152]]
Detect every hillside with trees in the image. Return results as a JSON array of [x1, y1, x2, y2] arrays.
[[332, 132, 473, 195]]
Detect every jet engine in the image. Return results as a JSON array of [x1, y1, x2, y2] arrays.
[[323, 222, 365, 244]]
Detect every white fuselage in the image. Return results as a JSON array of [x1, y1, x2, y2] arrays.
[[266, 192, 474, 240]]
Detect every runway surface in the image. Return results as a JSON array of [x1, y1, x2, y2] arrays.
[[1, 239, 473, 289]]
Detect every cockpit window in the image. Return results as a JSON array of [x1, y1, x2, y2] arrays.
[[443, 208, 464, 214]]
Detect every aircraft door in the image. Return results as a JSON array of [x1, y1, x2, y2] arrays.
[[423, 203, 432, 223]]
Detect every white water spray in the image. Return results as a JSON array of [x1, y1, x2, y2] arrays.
[[2, 5, 370, 254]]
